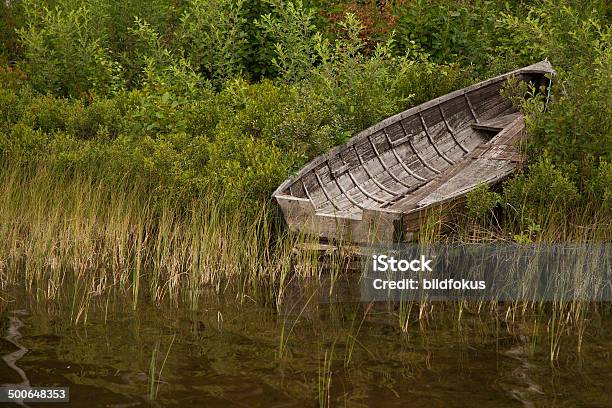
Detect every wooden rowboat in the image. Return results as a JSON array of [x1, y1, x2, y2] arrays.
[[273, 61, 555, 244]]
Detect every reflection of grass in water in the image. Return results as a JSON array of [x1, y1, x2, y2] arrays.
[[345, 302, 374, 367], [5, 287, 612, 406], [394, 300, 612, 362], [277, 288, 318, 361]]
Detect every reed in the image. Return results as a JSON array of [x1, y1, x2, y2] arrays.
[[0, 162, 320, 307], [317, 340, 335, 408], [344, 303, 375, 367], [1, 162, 609, 363], [148, 334, 176, 401]]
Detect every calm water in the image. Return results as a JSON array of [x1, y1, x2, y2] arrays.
[[1, 284, 611, 407]]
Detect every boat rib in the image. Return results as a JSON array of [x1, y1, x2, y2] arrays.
[[367, 136, 416, 188], [418, 112, 455, 165], [381, 128, 428, 182], [439, 105, 469, 153], [353, 145, 403, 196]]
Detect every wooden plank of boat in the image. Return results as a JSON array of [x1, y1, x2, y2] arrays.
[[273, 61, 555, 244], [471, 113, 522, 132]]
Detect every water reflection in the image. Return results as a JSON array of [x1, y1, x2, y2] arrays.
[[0, 287, 610, 407]]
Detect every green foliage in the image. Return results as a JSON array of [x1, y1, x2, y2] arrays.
[[68, 98, 124, 139], [17, 0, 118, 96], [0, 0, 25, 62], [83, 0, 181, 86], [466, 184, 501, 221], [495, 0, 608, 70], [179, 0, 249, 84], [0, 86, 27, 133], [523, 53, 611, 184], [256, 0, 319, 81], [392, 0, 503, 69], [0, 123, 49, 159], [587, 160, 612, 210], [205, 128, 288, 207], [502, 156, 580, 230], [497, 0, 611, 210], [1, 0, 609, 229]]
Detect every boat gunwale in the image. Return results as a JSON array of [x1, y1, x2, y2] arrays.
[[272, 61, 555, 199]]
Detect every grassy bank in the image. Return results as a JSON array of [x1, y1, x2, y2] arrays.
[[0, 161, 608, 292]]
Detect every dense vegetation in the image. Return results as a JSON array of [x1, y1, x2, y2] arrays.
[[0, 4, 610, 385], [0, 0, 610, 252]]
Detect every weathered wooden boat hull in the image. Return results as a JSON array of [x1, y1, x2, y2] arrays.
[[273, 61, 555, 243]]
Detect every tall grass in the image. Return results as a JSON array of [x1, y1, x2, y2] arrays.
[[415, 200, 611, 244], [0, 162, 315, 307], [1, 162, 609, 362]]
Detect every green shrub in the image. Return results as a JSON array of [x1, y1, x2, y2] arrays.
[[0, 88, 22, 133], [495, 1, 611, 197], [227, 80, 298, 142], [87, 0, 179, 81], [466, 184, 501, 221], [495, 0, 608, 71], [586, 160, 612, 211], [179, 0, 249, 84], [502, 156, 580, 229], [205, 128, 288, 208], [67, 97, 124, 139], [392, 0, 502, 69], [0, 0, 25, 62], [0, 123, 49, 159], [255, 0, 319, 81], [523, 53, 611, 186], [17, 0, 117, 96], [23, 93, 73, 133]]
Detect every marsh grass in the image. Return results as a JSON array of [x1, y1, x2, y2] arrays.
[[0, 162, 609, 362], [0, 162, 317, 310], [317, 340, 335, 408], [148, 334, 175, 401]]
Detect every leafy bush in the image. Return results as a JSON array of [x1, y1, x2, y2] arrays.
[[23, 93, 73, 133], [502, 156, 580, 230], [255, 0, 319, 81], [466, 184, 501, 221], [495, 0, 608, 70], [179, 0, 249, 84], [496, 0, 611, 211], [587, 160, 612, 211], [323, 0, 397, 51], [17, 0, 117, 96], [0, 0, 24, 63], [67, 98, 124, 139], [205, 128, 288, 207], [392, 0, 502, 69], [0, 87, 26, 133], [0, 123, 49, 159], [523, 52, 611, 186]]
